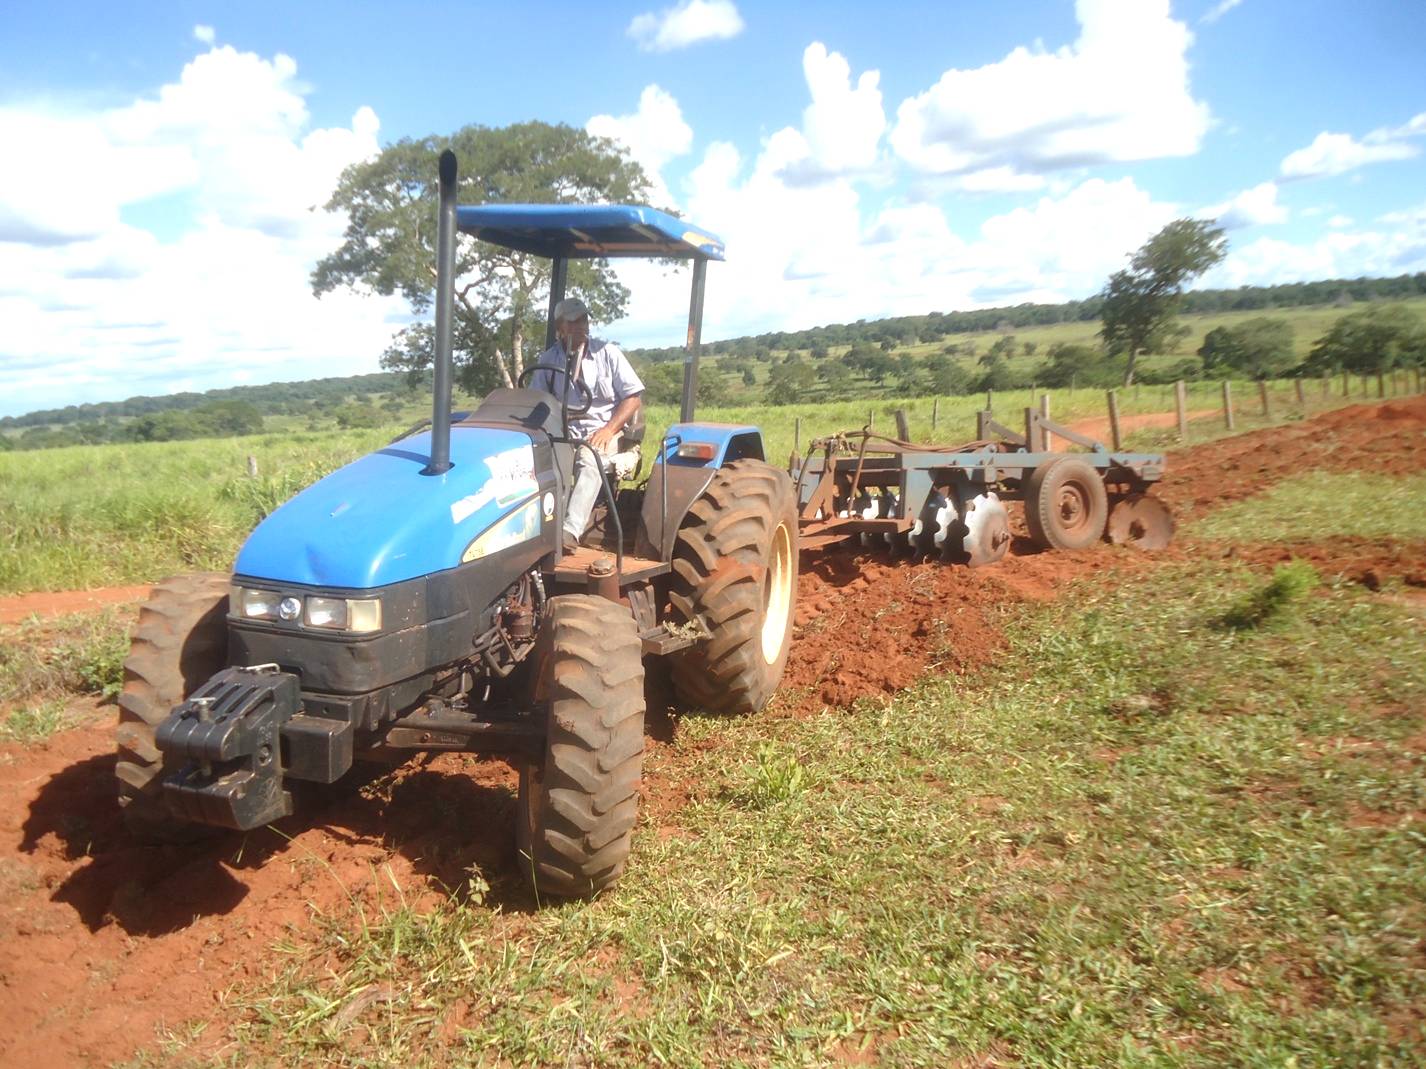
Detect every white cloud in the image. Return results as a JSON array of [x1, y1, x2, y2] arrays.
[[890, 0, 1210, 183], [777, 43, 886, 182], [1201, 181, 1288, 229], [0, 43, 398, 417], [603, 75, 1181, 350], [1279, 114, 1425, 180], [1200, 0, 1244, 24], [193, 24, 215, 44], [1327, 214, 1353, 228], [627, 0, 744, 53], [586, 85, 692, 206], [1208, 203, 1426, 288]]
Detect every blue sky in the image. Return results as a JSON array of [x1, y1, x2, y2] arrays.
[[1, 0, 1424, 417]]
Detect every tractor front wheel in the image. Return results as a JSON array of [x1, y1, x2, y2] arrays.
[[115, 573, 230, 840], [669, 460, 798, 714], [517, 594, 645, 899]]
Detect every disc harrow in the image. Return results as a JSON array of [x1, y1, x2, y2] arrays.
[[792, 406, 1171, 567]]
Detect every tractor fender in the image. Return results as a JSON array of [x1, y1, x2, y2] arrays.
[[636, 423, 765, 561]]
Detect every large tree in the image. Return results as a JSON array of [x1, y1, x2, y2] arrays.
[[1100, 219, 1227, 385], [313, 122, 655, 392], [1198, 317, 1296, 379], [1305, 303, 1426, 374]]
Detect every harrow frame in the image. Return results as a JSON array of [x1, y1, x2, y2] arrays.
[[793, 406, 1168, 555]]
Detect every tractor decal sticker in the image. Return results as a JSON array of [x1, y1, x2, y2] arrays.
[[486, 444, 538, 506], [448, 444, 538, 525], [460, 497, 541, 562]]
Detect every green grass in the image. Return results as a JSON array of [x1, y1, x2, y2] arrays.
[[0, 606, 133, 709], [0, 698, 72, 744], [1190, 472, 1426, 544], [149, 554, 1426, 1068], [0, 429, 390, 594]]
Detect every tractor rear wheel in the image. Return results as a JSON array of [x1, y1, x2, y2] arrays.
[[115, 573, 229, 840], [669, 460, 798, 714], [1024, 457, 1109, 552], [517, 594, 645, 899]]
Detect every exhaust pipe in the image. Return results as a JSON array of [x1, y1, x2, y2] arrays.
[[425, 149, 458, 476]]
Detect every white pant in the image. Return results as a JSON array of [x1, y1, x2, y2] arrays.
[[564, 446, 605, 541], [564, 443, 641, 541]]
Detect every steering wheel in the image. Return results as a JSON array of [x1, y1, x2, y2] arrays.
[[517, 363, 593, 417]]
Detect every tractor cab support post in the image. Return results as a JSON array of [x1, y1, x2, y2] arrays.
[[680, 257, 708, 423], [425, 149, 458, 477], [544, 257, 568, 350]]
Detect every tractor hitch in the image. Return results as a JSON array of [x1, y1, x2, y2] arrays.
[[156, 664, 301, 830]]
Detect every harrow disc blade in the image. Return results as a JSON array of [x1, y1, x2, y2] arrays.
[[1106, 493, 1174, 550], [961, 492, 1010, 568], [940, 491, 1010, 568]]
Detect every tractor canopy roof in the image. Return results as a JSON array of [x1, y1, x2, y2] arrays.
[[455, 203, 725, 262]]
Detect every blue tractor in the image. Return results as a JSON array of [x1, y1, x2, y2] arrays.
[[116, 152, 799, 898]]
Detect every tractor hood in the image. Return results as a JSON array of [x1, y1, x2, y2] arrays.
[[234, 427, 556, 590]]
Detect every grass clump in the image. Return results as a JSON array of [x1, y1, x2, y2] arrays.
[[0, 699, 70, 744], [739, 742, 807, 808], [1219, 560, 1321, 630], [0, 607, 133, 707]]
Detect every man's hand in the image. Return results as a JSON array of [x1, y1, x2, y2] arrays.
[[588, 423, 620, 453]]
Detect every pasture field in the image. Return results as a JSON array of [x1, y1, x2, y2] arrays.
[[0, 378, 1375, 596]]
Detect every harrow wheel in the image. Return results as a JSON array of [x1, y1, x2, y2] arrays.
[[1106, 493, 1175, 550], [517, 594, 645, 899], [670, 460, 798, 714], [1024, 457, 1109, 552]]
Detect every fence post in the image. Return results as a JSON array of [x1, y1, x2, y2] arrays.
[[1259, 380, 1271, 418], [1377, 371, 1386, 398], [1342, 369, 1350, 397], [895, 408, 911, 442], [868, 409, 874, 430], [1222, 380, 1235, 430], [1039, 393, 1052, 450], [1106, 390, 1122, 450], [985, 390, 993, 413], [247, 455, 259, 478], [1174, 380, 1188, 440], [794, 417, 801, 454], [1294, 379, 1305, 406], [1024, 407, 1042, 452], [931, 397, 939, 432]]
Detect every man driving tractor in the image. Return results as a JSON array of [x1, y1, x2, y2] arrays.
[[531, 297, 645, 550]]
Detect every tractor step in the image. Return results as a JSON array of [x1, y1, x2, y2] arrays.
[[548, 546, 669, 587], [640, 625, 695, 656]]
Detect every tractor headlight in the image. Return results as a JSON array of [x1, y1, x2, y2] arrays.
[[305, 596, 383, 633], [237, 587, 282, 620], [232, 586, 381, 633]]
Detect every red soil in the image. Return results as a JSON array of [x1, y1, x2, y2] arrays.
[[0, 585, 153, 626], [2, 393, 1425, 1066]]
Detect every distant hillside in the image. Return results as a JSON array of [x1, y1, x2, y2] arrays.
[[1, 370, 434, 432], [5, 271, 1424, 447], [630, 272, 1426, 363]]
